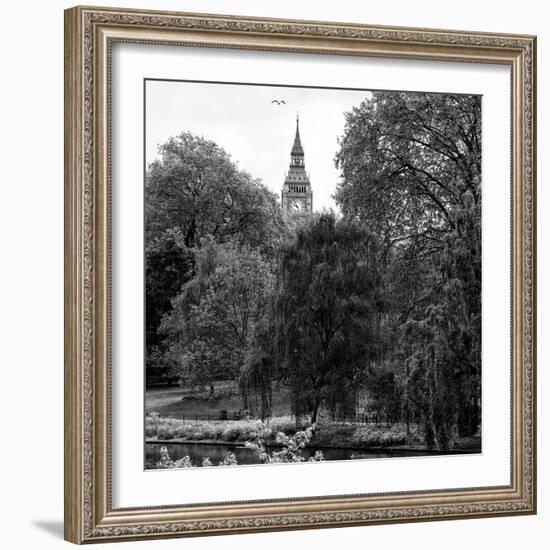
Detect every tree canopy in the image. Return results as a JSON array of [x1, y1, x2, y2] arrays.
[[275, 212, 384, 422], [334, 92, 481, 449], [161, 239, 274, 405], [145, 132, 284, 377], [146, 132, 284, 249]]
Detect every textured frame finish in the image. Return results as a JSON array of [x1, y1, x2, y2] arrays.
[[64, 5, 536, 544]]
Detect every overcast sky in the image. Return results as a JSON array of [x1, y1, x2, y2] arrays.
[[145, 80, 372, 212]]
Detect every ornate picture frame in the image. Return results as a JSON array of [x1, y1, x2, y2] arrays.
[[64, 5, 536, 544]]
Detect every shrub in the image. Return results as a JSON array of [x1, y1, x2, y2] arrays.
[[310, 422, 356, 447], [174, 423, 195, 439], [351, 424, 408, 447], [173, 455, 193, 468], [221, 424, 242, 442], [245, 425, 323, 464], [146, 415, 423, 448], [267, 416, 296, 435], [309, 450, 324, 462], [200, 423, 224, 440], [221, 419, 264, 442], [145, 423, 157, 438], [145, 412, 160, 437], [156, 424, 177, 440], [218, 452, 237, 466], [156, 446, 193, 468], [156, 447, 228, 469]]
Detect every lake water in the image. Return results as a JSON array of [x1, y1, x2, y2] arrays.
[[145, 441, 438, 468]]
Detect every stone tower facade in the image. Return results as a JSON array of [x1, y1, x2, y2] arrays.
[[281, 116, 312, 215]]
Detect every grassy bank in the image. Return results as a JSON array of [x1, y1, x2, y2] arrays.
[[145, 414, 428, 449], [145, 383, 292, 418]]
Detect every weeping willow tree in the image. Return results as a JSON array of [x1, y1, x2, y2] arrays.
[[274, 212, 385, 424]]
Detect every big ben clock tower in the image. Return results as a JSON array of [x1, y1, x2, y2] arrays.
[[281, 116, 312, 216]]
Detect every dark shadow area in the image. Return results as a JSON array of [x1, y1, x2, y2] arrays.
[[33, 520, 64, 540]]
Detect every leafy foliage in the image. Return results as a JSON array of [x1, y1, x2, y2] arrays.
[[145, 230, 195, 373], [275, 212, 385, 423], [146, 132, 283, 249], [161, 239, 274, 405], [335, 92, 481, 450], [145, 133, 283, 378], [245, 425, 323, 463], [146, 413, 299, 444]]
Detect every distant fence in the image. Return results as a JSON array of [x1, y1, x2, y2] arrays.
[[335, 413, 392, 425], [180, 410, 251, 423]]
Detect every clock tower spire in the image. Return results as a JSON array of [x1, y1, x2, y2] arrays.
[[281, 115, 313, 215]]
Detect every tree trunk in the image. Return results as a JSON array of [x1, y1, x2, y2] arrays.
[[185, 218, 196, 248], [241, 388, 249, 411], [311, 398, 321, 425]]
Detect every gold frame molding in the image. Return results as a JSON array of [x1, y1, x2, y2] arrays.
[[64, 5, 537, 544]]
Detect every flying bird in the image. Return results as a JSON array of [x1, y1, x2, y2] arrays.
[[271, 99, 286, 105]]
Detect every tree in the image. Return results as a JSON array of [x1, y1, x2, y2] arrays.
[[162, 239, 274, 406], [335, 92, 481, 449], [335, 92, 481, 248], [145, 228, 194, 374], [146, 132, 283, 250], [145, 133, 285, 378], [275, 213, 384, 423]]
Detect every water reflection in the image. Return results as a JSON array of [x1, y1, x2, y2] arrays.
[[145, 441, 439, 469]]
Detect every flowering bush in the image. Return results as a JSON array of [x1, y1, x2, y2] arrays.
[[156, 446, 193, 468], [218, 451, 238, 466], [155, 447, 238, 469], [153, 427, 323, 469], [245, 425, 324, 464]]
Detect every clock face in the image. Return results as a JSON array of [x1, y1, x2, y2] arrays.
[[289, 198, 307, 212]]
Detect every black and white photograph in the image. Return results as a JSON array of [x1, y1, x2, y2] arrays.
[[144, 80, 482, 470]]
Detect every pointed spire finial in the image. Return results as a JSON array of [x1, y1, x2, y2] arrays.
[[292, 112, 304, 156]]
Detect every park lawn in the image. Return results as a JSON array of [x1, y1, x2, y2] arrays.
[[145, 383, 292, 419]]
